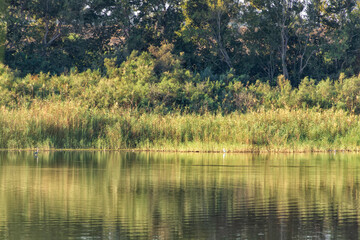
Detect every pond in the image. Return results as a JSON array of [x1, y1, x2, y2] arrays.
[[0, 151, 359, 239]]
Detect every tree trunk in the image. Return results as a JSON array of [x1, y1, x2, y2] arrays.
[[281, 27, 289, 80], [216, 9, 233, 69], [280, 0, 289, 80]]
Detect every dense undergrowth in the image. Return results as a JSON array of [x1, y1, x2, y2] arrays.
[[2, 45, 360, 115], [2, 46, 360, 151]]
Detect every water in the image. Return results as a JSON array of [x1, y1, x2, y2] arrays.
[[0, 151, 359, 239]]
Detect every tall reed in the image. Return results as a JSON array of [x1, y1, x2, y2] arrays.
[[1, 101, 360, 152]]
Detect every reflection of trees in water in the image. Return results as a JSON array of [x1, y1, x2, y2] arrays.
[[0, 152, 359, 239]]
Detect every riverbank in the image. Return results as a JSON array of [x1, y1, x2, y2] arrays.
[[1, 101, 360, 152], [0, 148, 354, 154]]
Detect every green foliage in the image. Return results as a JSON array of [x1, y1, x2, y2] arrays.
[[3, 43, 360, 115], [2, 0, 360, 83], [337, 75, 360, 113], [0, 0, 6, 64], [179, 0, 240, 72]]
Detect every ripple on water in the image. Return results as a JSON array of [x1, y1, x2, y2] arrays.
[[1, 152, 360, 239]]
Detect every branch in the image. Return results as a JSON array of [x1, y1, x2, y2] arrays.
[[299, 49, 316, 74], [215, 9, 232, 69], [46, 20, 62, 46], [43, 16, 49, 45]]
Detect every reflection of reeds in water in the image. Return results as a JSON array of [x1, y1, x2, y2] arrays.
[[1, 101, 360, 152], [0, 152, 360, 239]]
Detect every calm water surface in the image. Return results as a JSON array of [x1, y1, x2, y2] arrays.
[[0, 151, 360, 239]]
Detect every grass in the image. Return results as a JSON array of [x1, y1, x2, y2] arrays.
[[1, 100, 360, 152]]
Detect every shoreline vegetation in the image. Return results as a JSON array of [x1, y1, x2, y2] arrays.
[[0, 149, 356, 154], [1, 101, 360, 153], [4, 0, 360, 153], [2, 46, 360, 153]]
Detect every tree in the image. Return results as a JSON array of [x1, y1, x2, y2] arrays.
[[120, 0, 184, 54], [240, 2, 281, 83], [180, 0, 241, 73], [314, 0, 358, 77], [241, 0, 356, 85], [4, 0, 136, 75], [5, 0, 89, 74], [0, 0, 6, 63], [244, 0, 308, 82]]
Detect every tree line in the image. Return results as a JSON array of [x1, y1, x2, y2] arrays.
[[2, 0, 360, 87]]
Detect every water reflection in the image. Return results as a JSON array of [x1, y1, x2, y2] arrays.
[[0, 151, 359, 239]]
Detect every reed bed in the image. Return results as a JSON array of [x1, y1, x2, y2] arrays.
[[1, 100, 360, 152]]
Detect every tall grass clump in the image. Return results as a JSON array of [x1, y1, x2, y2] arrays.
[[1, 101, 360, 152], [0, 100, 109, 149]]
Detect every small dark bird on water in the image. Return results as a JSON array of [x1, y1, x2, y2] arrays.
[[34, 147, 39, 157]]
